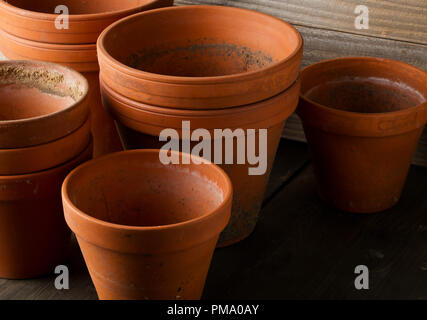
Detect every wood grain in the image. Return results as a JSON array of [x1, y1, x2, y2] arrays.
[[176, 0, 427, 44], [205, 163, 427, 299]]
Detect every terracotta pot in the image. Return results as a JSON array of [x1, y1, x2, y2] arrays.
[[62, 150, 232, 300], [0, 117, 90, 175], [297, 57, 427, 213], [0, 27, 122, 157], [97, 5, 303, 109], [0, 60, 89, 148], [100, 77, 300, 246], [0, 139, 92, 279], [0, 0, 174, 44]]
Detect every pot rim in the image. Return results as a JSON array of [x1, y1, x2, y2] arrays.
[[0, 136, 92, 181], [100, 75, 300, 118], [0, 28, 96, 51], [299, 56, 427, 119], [0, 117, 90, 175], [97, 5, 303, 85], [62, 149, 233, 232], [0, 60, 89, 126], [0, 0, 167, 22]]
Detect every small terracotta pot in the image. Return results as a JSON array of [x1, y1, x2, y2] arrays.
[[0, 118, 90, 175], [97, 5, 303, 109], [100, 77, 300, 246], [0, 139, 92, 279], [297, 57, 427, 213], [0, 0, 173, 44], [0, 60, 89, 148], [62, 150, 232, 300]]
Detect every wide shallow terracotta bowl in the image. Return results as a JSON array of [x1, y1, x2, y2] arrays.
[[0, 139, 93, 279], [297, 57, 427, 213], [97, 5, 303, 109], [63, 149, 232, 299], [0, 60, 89, 148], [0, 0, 174, 44]]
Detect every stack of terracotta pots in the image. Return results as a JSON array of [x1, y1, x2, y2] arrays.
[[0, 0, 173, 158], [0, 60, 92, 279], [98, 5, 303, 246]]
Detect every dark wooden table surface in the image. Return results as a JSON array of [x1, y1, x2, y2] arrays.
[[1, 138, 427, 300]]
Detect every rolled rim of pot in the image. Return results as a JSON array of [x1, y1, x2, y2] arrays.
[[97, 5, 303, 109], [297, 57, 427, 138], [0, 28, 98, 72], [0, 60, 90, 148], [0, 138, 92, 202], [0, 117, 91, 175], [100, 75, 300, 136], [0, 0, 174, 44], [62, 149, 233, 254]]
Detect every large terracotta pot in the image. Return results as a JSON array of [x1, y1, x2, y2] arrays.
[[0, 140, 92, 279], [62, 150, 232, 300], [97, 5, 303, 246], [97, 5, 303, 109], [0, 60, 89, 148], [0, 0, 173, 44], [297, 57, 427, 213], [0, 0, 174, 157], [100, 78, 300, 246]]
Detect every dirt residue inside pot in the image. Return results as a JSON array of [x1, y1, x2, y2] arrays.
[[0, 64, 85, 120], [125, 41, 275, 77], [305, 77, 426, 113]]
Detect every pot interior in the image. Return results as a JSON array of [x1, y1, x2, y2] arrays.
[[0, 62, 86, 120], [103, 7, 301, 77], [4, 0, 151, 14], [301, 60, 427, 113], [66, 151, 228, 227]]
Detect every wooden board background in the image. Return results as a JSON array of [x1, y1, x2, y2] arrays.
[[175, 0, 427, 165]]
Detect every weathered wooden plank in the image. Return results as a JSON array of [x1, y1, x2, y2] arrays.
[[296, 25, 427, 69], [204, 163, 427, 299], [176, 0, 427, 45]]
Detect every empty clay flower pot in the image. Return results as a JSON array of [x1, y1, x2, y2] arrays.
[[297, 57, 427, 213], [0, 117, 90, 175], [97, 5, 303, 109], [62, 149, 232, 300], [100, 77, 300, 246], [0, 60, 89, 148], [0, 139, 92, 279], [0, 0, 174, 44]]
